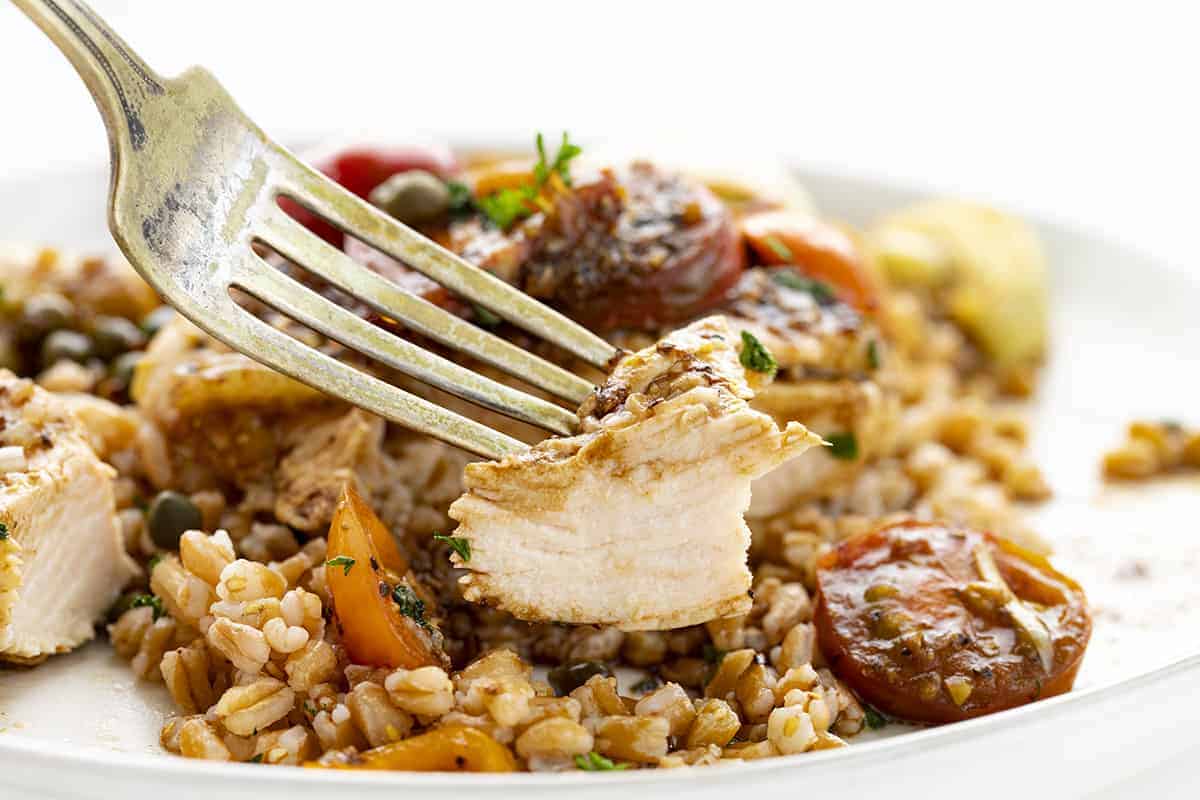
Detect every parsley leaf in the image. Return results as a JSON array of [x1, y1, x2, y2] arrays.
[[702, 644, 726, 665], [575, 751, 628, 771], [391, 584, 431, 629], [739, 331, 778, 378], [433, 533, 471, 562], [477, 186, 536, 230], [764, 235, 793, 262], [772, 268, 837, 306], [0, 521, 8, 541], [246, 753, 265, 764], [130, 593, 165, 621], [445, 179, 475, 217], [146, 553, 162, 572], [866, 339, 881, 371], [472, 305, 502, 329], [325, 555, 356, 576], [864, 705, 888, 730], [825, 432, 859, 460]]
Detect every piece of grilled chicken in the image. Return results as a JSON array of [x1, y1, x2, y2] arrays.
[[0, 372, 136, 663], [447, 316, 821, 630]]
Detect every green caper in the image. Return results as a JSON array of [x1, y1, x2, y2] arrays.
[[147, 490, 203, 550], [91, 315, 146, 360], [140, 306, 175, 339], [18, 293, 74, 339], [368, 170, 451, 225], [41, 329, 93, 365], [547, 660, 613, 696], [109, 351, 144, 392]]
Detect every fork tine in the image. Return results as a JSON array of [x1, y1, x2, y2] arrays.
[[267, 149, 620, 370], [233, 258, 580, 437], [202, 291, 526, 460], [255, 205, 596, 406]]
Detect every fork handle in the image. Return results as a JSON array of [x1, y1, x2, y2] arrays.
[[13, 0, 165, 154]]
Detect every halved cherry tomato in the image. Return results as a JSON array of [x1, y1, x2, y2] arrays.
[[326, 485, 443, 669], [741, 210, 881, 313], [282, 143, 459, 245], [814, 521, 1091, 723], [308, 725, 517, 772]]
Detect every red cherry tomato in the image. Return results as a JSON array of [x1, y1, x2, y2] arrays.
[[282, 143, 459, 246]]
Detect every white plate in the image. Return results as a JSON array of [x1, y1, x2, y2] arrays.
[[1, 160, 1198, 800]]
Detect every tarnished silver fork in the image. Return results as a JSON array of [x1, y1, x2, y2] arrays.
[[14, 0, 620, 458]]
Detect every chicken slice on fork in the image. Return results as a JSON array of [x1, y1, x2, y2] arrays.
[[448, 317, 821, 630]]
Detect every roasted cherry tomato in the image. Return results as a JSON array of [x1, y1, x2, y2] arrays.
[[741, 210, 881, 313], [326, 485, 444, 669], [814, 521, 1091, 723], [282, 143, 459, 245]]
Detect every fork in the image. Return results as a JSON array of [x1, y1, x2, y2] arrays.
[[14, 0, 621, 459]]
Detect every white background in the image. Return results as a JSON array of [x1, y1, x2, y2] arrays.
[[1, 2, 1196, 797]]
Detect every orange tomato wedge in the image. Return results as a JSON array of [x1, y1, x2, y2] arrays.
[[308, 725, 517, 772], [326, 485, 442, 669], [741, 210, 881, 313]]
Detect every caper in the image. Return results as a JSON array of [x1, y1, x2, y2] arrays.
[[547, 660, 613, 696], [18, 292, 74, 339], [140, 306, 175, 339], [147, 490, 203, 550], [109, 351, 144, 392], [41, 329, 93, 365], [91, 315, 146, 359], [369, 170, 451, 225]]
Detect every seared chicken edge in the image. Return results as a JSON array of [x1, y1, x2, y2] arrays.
[[448, 317, 821, 630]]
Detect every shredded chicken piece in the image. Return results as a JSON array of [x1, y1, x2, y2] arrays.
[[0, 371, 136, 663], [448, 317, 820, 630]]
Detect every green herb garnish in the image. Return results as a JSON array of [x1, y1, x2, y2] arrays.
[[772, 268, 837, 305], [391, 584, 430, 629], [866, 339, 881, 371], [575, 751, 629, 771], [739, 331, 778, 378], [825, 432, 859, 460], [864, 705, 888, 730], [0, 521, 8, 541], [472, 305, 502, 329], [764, 235, 793, 262], [246, 753, 265, 764], [477, 132, 582, 229], [702, 644, 726, 665], [445, 179, 475, 217], [433, 533, 471, 562], [146, 553, 163, 572], [325, 555, 356, 576], [130, 593, 165, 621]]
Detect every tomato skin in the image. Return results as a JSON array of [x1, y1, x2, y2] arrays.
[[283, 143, 459, 245], [813, 521, 1091, 724], [741, 210, 881, 313]]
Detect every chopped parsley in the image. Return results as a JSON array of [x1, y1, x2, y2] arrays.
[[445, 179, 475, 217], [246, 753, 265, 764], [472, 304, 502, 328], [0, 521, 8, 541], [146, 553, 163, 572], [866, 339, 881, 370], [325, 555, 356, 576], [772, 268, 837, 306], [825, 432, 859, 460], [477, 131, 582, 229], [864, 705, 888, 730], [303, 700, 318, 717], [391, 584, 431, 629], [702, 644, 726, 665], [575, 751, 628, 771], [130, 593, 165, 621], [433, 533, 471, 562], [763, 235, 794, 262], [739, 331, 778, 378]]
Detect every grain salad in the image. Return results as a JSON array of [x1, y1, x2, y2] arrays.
[[0, 134, 1096, 772]]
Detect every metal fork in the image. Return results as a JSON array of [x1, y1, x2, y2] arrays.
[[14, 0, 621, 459]]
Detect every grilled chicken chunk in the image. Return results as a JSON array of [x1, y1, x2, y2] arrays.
[[448, 317, 820, 630], [0, 372, 136, 663], [720, 268, 897, 516]]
